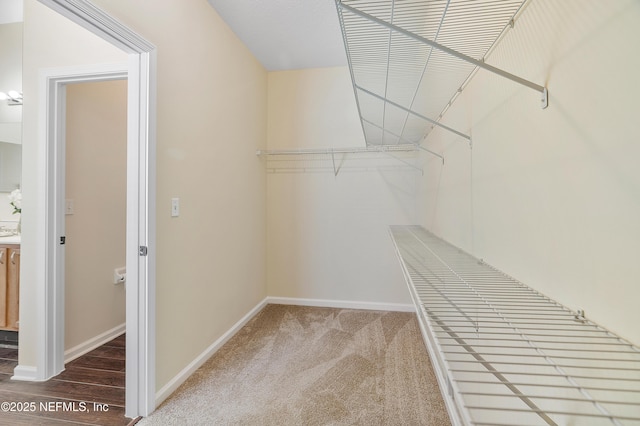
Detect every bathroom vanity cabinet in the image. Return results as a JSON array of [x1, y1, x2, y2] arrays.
[[0, 245, 19, 331]]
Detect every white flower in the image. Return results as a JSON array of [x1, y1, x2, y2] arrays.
[[9, 188, 21, 214]]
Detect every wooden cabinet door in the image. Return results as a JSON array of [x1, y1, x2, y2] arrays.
[[0, 248, 7, 328], [6, 248, 19, 330]]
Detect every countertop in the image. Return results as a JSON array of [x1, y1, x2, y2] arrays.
[[0, 221, 20, 245], [0, 234, 20, 245]]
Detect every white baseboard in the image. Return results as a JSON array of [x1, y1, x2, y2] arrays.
[[266, 296, 415, 312], [12, 365, 38, 382], [155, 298, 269, 407], [11, 324, 125, 383], [64, 323, 126, 363]]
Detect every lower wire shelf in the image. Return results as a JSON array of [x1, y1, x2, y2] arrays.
[[389, 225, 640, 426]]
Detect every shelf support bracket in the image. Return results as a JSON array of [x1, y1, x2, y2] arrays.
[[416, 145, 445, 165], [331, 151, 338, 176], [340, 2, 549, 109], [356, 85, 471, 141]]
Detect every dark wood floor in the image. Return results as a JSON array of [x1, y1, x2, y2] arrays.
[[0, 334, 138, 425]]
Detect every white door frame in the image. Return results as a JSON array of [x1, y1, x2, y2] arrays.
[[34, 0, 157, 418]]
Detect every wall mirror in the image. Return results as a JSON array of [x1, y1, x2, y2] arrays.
[[0, 1, 23, 193]]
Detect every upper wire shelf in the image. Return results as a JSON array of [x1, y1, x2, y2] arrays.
[[336, 0, 544, 147]]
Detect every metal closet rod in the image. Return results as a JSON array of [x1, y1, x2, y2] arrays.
[[257, 145, 423, 176], [256, 145, 418, 156], [339, 2, 549, 108]]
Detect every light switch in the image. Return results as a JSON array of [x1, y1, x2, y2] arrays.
[[66, 199, 74, 215], [171, 198, 180, 217]]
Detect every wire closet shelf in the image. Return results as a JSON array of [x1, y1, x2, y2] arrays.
[[335, 0, 547, 148], [389, 225, 640, 426]]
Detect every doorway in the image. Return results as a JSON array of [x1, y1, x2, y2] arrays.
[[63, 79, 127, 364], [35, 63, 154, 419]]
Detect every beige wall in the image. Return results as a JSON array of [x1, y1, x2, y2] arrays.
[[267, 67, 414, 305], [64, 80, 127, 351], [89, 0, 269, 390], [22, 0, 268, 392], [418, 0, 640, 346]]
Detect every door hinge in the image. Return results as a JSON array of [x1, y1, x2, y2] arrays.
[[139, 245, 148, 256], [60, 236, 66, 245]]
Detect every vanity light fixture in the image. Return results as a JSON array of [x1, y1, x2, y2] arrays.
[[0, 91, 22, 106]]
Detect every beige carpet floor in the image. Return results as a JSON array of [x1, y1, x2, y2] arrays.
[[139, 304, 450, 425]]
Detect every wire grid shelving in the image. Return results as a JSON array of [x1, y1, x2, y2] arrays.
[[389, 225, 640, 426], [336, 0, 529, 146], [257, 145, 423, 175]]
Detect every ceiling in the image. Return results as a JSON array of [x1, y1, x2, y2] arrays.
[[207, 0, 347, 71], [0, 0, 23, 24]]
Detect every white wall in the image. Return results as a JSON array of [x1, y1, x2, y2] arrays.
[[267, 67, 414, 306], [418, 0, 640, 346], [64, 80, 127, 351]]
